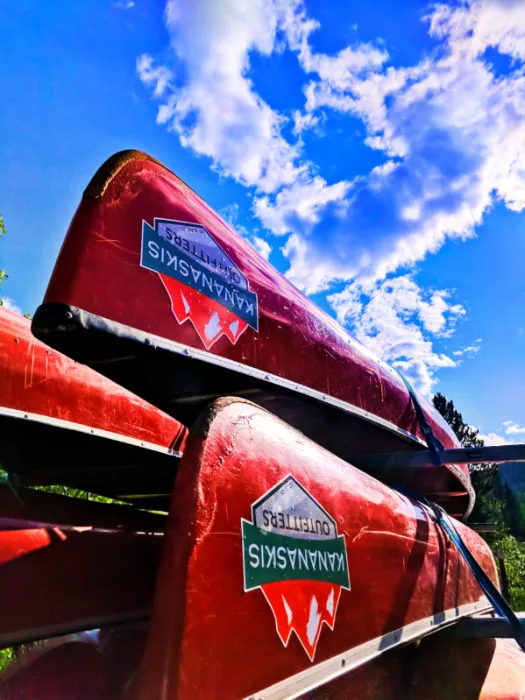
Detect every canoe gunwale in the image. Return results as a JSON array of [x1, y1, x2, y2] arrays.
[[33, 302, 475, 516], [245, 598, 492, 700], [32, 147, 475, 517], [32, 302, 427, 448], [0, 405, 183, 458]]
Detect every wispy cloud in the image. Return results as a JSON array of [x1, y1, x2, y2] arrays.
[[136, 54, 173, 98], [502, 420, 525, 435], [328, 275, 465, 396], [479, 431, 511, 446], [0, 297, 22, 315], [264, 0, 525, 292], [137, 1, 307, 193], [480, 418, 525, 445], [453, 341, 482, 357]]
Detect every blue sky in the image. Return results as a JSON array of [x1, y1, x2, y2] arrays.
[[1, 0, 525, 444]]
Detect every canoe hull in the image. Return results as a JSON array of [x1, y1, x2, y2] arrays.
[[32, 150, 473, 516], [0, 486, 165, 646], [0, 308, 186, 506], [138, 398, 494, 700]]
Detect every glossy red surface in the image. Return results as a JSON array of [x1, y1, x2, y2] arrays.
[[138, 398, 495, 700], [409, 636, 525, 700], [0, 307, 186, 452], [38, 150, 472, 515], [0, 486, 164, 646], [306, 637, 525, 699], [3, 628, 523, 699]]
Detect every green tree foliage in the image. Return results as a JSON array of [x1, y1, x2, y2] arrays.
[[432, 392, 484, 447], [0, 647, 14, 672], [0, 214, 32, 319], [32, 483, 125, 505], [432, 392, 498, 498], [433, 391, 525, 609], [474, 492, 525, 609]]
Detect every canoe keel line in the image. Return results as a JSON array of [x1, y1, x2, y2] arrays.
[[0, 149, 523, 697]]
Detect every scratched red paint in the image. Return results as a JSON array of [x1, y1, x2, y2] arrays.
[[138, 399, 495, 700], [37, 150, 473, 515], [0, 307, 187, 452]]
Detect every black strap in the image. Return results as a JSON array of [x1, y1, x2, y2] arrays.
[[391, 371, 524, 649], [396, 371, 444, 463], [426, 499, 525, 652]]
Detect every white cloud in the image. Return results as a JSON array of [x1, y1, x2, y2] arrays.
[[502, 420, 525, 435], [280, 232, 349, 294], [480, 417, 525, 445], [453, 341, 482, 357], [254, 176, 351, 237], [136, 54, 173, 98], [258, 0, 525, 289], [138, 0, 525, 394], [137, 0, 308, 193], [138, 1, 525, 285], [280, 2, 388, 82], [114, 0, 135, 8], [479, 431, 511, 446], [429, 0, 525, 62], [251, 236, 272, 260], [136, 0, 394, 230], [292, 110, 319, 136], [0, 297, 22, 315], [328, 275, 464, 396]]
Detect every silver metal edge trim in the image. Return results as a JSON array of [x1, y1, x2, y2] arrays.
[[116, 322, 427, 448], [0, 609, 150, 648], [145, 329, 475, 516], [245, 598, 491, 700], [432, 460, 475, 518], [0, 406, 182, 458]]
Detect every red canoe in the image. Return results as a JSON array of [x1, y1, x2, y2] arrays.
[[0, 393, 520, 699], [0, 485, 165, 647], [31, 151, 473, 517], [0, 307, 186, 508], [138, 398, 494, 699]]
